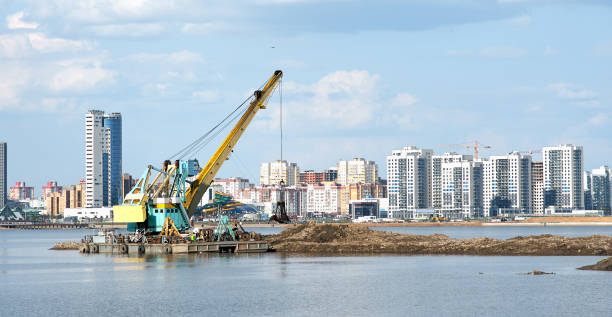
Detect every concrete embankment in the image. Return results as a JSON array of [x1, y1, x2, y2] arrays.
[[265, 224, 612, 256]]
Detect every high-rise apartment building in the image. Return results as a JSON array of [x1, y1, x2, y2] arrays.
[[260, 160, 299, 186], [0, 142, 6, 209], [46, 183, 85, 216], [42, 181, 62, 199], [590, 166, 611, 214], [483, 153, 532, 216], [431, 152, 472, 210], [9, 182, 35, 200], [299, 170, 324, 185], [542, 145, 584, 210], [531, 162, 544, 214], [337, 158, 378, 185], [439, 161, 483, 218], [386, 146, 433, 218], [324, 168, 338, 182], [85, 110, 122, 207]]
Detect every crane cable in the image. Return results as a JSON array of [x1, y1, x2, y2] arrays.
[[280, 76, 283, 162]]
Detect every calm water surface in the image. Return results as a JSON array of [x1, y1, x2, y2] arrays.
[[1, 228, 611, 316]]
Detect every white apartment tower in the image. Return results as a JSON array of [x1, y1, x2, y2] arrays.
[[431, 152, 473, 210], [85, 110, 122, 208], [386, 146, 433, 218], [260, 160, 299, 186], [483, 153, 532, 216], [542, 145, 584, 210], [337, 158, 378, 185], [439, 160, 483, 219]]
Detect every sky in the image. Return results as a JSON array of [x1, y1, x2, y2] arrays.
[[0, 0, 611, 195]]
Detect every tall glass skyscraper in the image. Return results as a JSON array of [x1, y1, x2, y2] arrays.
[[103, 113, 122, 205], [85, 110, 122, 207], [0, 142, 6, 209]]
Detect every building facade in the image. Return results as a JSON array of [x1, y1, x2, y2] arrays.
[[431, 152, 473, 210], [590, 166, 611, 214], [85, 110, 122, 207], [337, 158, 378, 185], [386, 146, 433, 218], [543, 145, 584, 210], [42, 181, 62, 200], [306, 183, 341, 215], [483, 153, 532, 216], [260, 160, 299, 186], [9, 182, 35, 200], [299, 170, 324, 185], [531, 161, 544, 214], [439, 161, 483, 218], [212, 177, 254, 198], [46, 184, 85, 216], [0, 142, 6, 209]]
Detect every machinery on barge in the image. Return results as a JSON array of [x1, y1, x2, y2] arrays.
[[81, 70, 283, 255]]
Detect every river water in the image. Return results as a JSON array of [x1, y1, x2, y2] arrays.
[[1, 227, 611, 316]]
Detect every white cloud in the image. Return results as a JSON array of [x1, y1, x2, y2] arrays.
[[128, 50, 203, 64], [391, 93, 418, 106], [90, 23, 165, 37], [192, 90, 220, 102], [591, 40, 612, 56], [588, 113, 607, 126], [7, 11, 39, 29], [548, 83, 597, 100], [508, 15, 532, 27], [542, 45, 558, 56], [0, 33, 93, 58], [48, 60, 115, 92], [181, 22, 229, 35]]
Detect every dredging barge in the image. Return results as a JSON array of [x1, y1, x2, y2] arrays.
[[80, 71, 283, 255], [80, 224, 269, 255]]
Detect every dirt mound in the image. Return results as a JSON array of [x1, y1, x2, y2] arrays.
[[50, 241, 83, 250], [578, 256, 612, 271], [265, 224, 612, 255]]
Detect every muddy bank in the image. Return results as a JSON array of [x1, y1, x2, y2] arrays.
[[265, 224, 612, 255], [578, 257, 612, 271], [50, 241, 83, 250]]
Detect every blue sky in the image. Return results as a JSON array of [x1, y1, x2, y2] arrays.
[[1, 0, 611, 195]]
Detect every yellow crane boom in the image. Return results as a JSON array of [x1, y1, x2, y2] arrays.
[[183, 70, 283, 215]]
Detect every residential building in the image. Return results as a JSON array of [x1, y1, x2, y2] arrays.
[[339, 183, 387, 215], [46, 183, 85, 216], [85, 110, 122, 207], [9, 182, 34, 200], [386, 146, 433, 218], [212, 177, 253, 197], [337, 158, 378, 185], [483, 153, 532, 216], [543, 145, 584, 210], [584, 171, 593, 210], [432, 152, 473, 210], [121, 173, 136, 200], [42, 181, 62, 199], [439, 160, 483, 218], [306, 183, 341, 215], [299, 170, 324, 185], [324, 167, 338, 182], [0, 142, 6, 209], [531, 161, 544, 214], [590, 166, 611, 214], [260, 160, 299, 186]]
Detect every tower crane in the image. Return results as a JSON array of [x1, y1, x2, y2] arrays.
[[437, 140, 491, 160], [113, 70, 283, 233]]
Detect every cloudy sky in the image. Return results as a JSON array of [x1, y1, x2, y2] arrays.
[[1, 0, 611, 194]]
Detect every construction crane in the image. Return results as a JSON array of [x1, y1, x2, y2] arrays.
[[113, 70, 283, 233], [438, 140, 491, 160]]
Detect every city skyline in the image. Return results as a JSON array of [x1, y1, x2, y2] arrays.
[[1, 1, 611, 193]]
